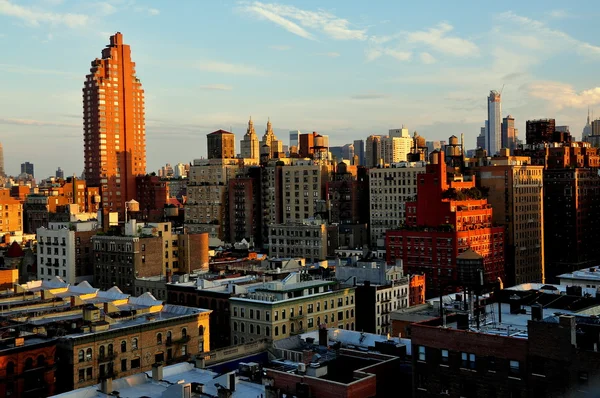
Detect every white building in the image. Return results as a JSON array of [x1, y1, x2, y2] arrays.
[[558, 266, 600, 292], [383, 129, 412, 164], [368, 161, 427, 247], [173, 162, 187, 178], [36, 221, 97, 284]]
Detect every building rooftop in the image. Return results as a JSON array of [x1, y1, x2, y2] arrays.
[[50, 362, 265, 398], [208, 129, 233, 135], [558, 266, 600, 282]]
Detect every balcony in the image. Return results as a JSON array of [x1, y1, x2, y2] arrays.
[[290, 313, 305, 321]]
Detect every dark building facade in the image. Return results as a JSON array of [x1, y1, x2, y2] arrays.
[[228, 172, 261, 245], [135, 175, 168, 222], [207, 130, 235, 159]]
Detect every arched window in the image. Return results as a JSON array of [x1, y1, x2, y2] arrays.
[[121, 341, 127, 353], [351, 322, 355, 330], [282, 324, 286, 334], [37, 355, 45, 367], [108, 344, 113, 355], [257, 325, 261, 335], [241, 323, 245, 333], [78, 350, 85, 363], [290, 323, 294, 333], [167, 331, 172, 344], [351, 309, 354, 317], [132, 338, 138, 350], [233, 322, 238, 332], [241, 337, 245, 344], [86, 348, 92, 361], [250, 324, 254, 334], [299, 321, 303, 330], [317, 317, 321, 326], [99, 345, 105, 358], [157, 333, 163, 344], [199, 325, 204, 336], [6, 361, 15, 375], [25, 357, 33, 370], [346, 310, 349, 319], [181, 328, 187, 338], [266, 326, 270, 336], [275, 326, 279, 336], [234, 336, 238, 345]]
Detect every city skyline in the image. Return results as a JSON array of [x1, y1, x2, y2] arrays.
[[1, 1, 600, 177]]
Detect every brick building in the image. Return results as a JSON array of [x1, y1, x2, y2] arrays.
[[228, 174, 260, 244], [83, 32, 146, 215], [207, 129, 235, 159], [0, 197, 23, 234], [135, 174, 168, 222], [386, 151, 505, 296], [0, 335, 57, 398]]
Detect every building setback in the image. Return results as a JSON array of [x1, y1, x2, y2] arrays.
[[83, 32, 146, 214]]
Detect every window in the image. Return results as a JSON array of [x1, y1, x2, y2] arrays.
[[241, 308, 245, 318], [265, 326, 270, 336], [461, 352, 476, 369], [250, 309, 254, 319], [167, 331, 172, 344], [99, 345, 105, 358], [256, 310, 261, 320], [282, 309, 286, 319], [132, 338, 138, 350], [274, 311, 279, 321], [233, 322, 238, 332], [509, 360, 520, 375], [79, 369, 85, 382], [418, 346, 426, 361], [441, 349, 449, 364], [121, 359, 127, 372], [86, 348, 92, 361], [78, 350, 85, 363], [241, 323, 245, 333], [86, 367, 92, 380], [338, 311, 343, 321], [275, 326, 279, 336], [131, 358, 140, 369], [308, 318, 314, 328], [257, 325, 261, 335], [181, 345, 187, 356], [157, 333, 163, 344], [233, 307, 238, 317], [266, 311, 270, 321], [182, 328, 187, 338], [121, 341, 127, 353], [6, 361, 14, 375], [282, 324, 286, 334]]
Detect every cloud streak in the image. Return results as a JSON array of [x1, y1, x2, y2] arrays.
[[240, 1, 367, 41], [199, 84, 233, 91], [407, 22, 479, 56], [0, 0, 88, 27], [0, 117, 80, 128], [197, 61, 266, 76]]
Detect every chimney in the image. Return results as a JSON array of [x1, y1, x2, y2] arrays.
[[531, 304, 543, 322], [195, 356, 206, 369], [318, 326, 328, 347], [559, 315, 577, 346], [100, 378, 113, 395], [152, 363, 164, 381]]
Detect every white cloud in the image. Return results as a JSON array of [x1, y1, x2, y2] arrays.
[[365, 48, 382, 62], [197, 61, 266, 76], [239, 2, 367, 41], [148, 8, 160, 16], [94, 2, 117, 16], [350, 93, 390, 100], [0, 0, 88, 27], [497, 11, 600, 57], [199, 84, 233, 91], [527, 81, 600, 109], [407, 22, 479, 56], [547, 9, 569, 19], [269, 44, 291, 51], [316, 52, 340, 58], [420, 52, 436, 64], [384, 49, 411, 61]]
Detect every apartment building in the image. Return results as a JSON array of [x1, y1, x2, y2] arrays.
[[0, 197, 23, 233], [268, 220, 328, 262], [229, 272, 355, 344], [185, 158, 239, 244], [37, 220, 97, 284], [369, 161, 426, 247], [281, 160, 325, 223]]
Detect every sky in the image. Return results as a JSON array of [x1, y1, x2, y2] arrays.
[[1, 0, 600, 178]]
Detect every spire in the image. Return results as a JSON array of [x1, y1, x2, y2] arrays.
[[246, 116, 255, 136], [588, 106, 591, 125]]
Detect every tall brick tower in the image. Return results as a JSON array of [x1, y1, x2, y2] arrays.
[[83, 32, 145, 215]]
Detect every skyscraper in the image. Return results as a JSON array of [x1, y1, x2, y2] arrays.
[[583, 108, 592, 141], [240, 117, 259, 160], [289, 130, 299, 148], [487, 90, 502, 155], [83, 32, 145, 214], [365, 135, 383, 168], [353, 139, 365, 166], [260, 118, 283, 158], [21, 162, 34, 177], [56, 167, 64, 179], [0, 142, 4, 176], [501, 115, 518, 153]]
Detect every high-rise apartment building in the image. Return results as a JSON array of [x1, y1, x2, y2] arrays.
[[240, 117, 259, 160], [476, 151, 544, 285], [365, 135, 383, 168], [281, 160, 324, 223], [383, 129, 412, 163], [386, 151, 505, 296], [299, 133, 315, 158], [83, 32, 145, 214], [21, 162, 34, 177], [487, 90, 502, 155], [353, 139, 365, 166], [369, 161, 426, 247], [260, 119, 283, 158], [501, 115, 518, 152], [207, 129, 235, 159]]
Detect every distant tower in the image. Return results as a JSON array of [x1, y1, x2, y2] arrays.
[[583, 107, 593, 141], [20, 162, 34, 177], [240, 116, 259, 160], [0, 142, 4, 177], [56, 167, 65, 179], [207, 130, 235, 159], [260, 118, 283, 158], [487, 90, 502, 155], [501, 115, 517, 153]]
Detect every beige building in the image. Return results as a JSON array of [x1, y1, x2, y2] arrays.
[[369, 161, 427, 247], [268, 220, 328, 261], [478, 153, 544, 284], [282, 160, 325, 223], [230, 272, 355, 344], [383, 128, 412, 164], [261, 119, 283, 158], [185, 159, 239, 244], [240, 117, 259, 160], [0, 197, 23, 233]]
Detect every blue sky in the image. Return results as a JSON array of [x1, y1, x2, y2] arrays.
[[1, 0, 599, 177]]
